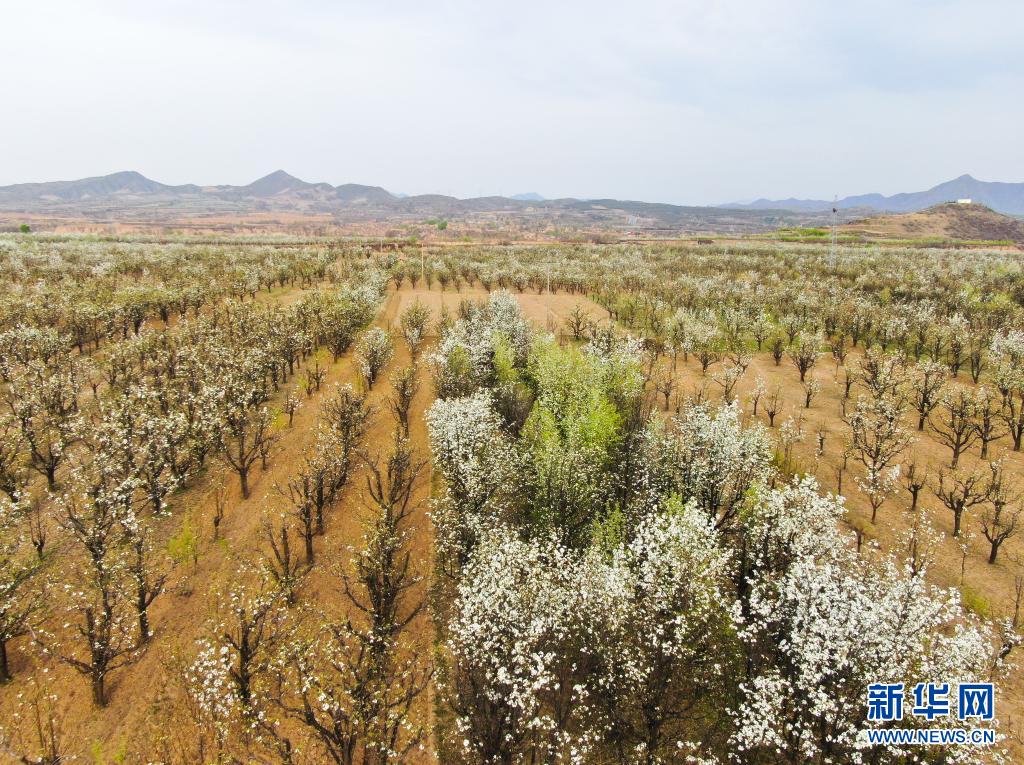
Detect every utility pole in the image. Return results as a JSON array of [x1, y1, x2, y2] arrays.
[[830, 196, 838, 270]]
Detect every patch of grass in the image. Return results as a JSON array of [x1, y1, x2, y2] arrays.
[[960, 585, 991, 619]]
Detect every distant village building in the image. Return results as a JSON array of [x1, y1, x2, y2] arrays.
[[956, 198, 973, 204]]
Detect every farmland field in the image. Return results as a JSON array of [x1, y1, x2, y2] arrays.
[[0, 234, 1023, 764]]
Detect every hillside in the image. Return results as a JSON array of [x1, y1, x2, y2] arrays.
[[843, 202, 1024, 245], [0, 170, 850, 235], [726, 174, 1024, 216]]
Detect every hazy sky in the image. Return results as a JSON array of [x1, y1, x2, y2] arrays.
[[2, 0, 1022, 204]]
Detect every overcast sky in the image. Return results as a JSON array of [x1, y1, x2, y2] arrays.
[[1, 0, 1021, 204]]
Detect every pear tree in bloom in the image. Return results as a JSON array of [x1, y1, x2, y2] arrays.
[[44, 473, 140, 706], [0, 495, 42, 682], [426, 391, 526, 573], [586, 501, 737, 765], [731, 551, 999, 765], [399, 299, 431, 358], [4, 358, 83, 489], [356, 327, 394, 389], [787, 330, 822, 383], [729, 478, 1003, 765], [429, 290, 533, 400], [845, 395, 914, 523], [991, 330, 1024, 451], [445, 527, 594, 765], [649, 402, 774, 531]]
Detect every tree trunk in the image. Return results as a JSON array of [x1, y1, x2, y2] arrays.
[[92, 673, 106, 707], [138, 603, 151, 644], [0, 639, 9, 683]]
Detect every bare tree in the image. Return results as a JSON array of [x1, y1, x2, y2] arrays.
[[974, 386, 1006, 459], [712, 362, 746, 404], [829, 333, 849, 370], [842, 368, 855, 400], [263, 516, 304, 605], [980, 461, 1022, 564], [909, 361, 946, 431], [764, 387, 783, 427], [220, 405, 278, 499], [787, 331, 821, 382], [303, 361, 326, 398], [565, 304, 589, 341], [931, 386, 979, 468], [647, 367, 671, 411], [276, 434, 431, 765], [857, 348, 908, 402], [903, 460, 927, 513], [2, 672, 70, 764], [388, 365, 420, 438], [933, 468, 988, 538]]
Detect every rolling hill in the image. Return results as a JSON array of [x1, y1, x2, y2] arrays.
[[0, 170, 849, 235], [726, 174, 1024, 216], [843, 202, 1024, 244]]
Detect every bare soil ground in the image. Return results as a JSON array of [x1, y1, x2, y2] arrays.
[[0, 283, 604, 763], [3, 281, 1020, 761]]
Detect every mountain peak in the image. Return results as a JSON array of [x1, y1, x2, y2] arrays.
[[261, 169, 299, 182], [244, 170, 311, 196], [107, 170, 151, 182]]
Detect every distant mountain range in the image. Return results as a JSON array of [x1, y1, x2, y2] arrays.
[[725, 175, 1024, 216], [4, 169, 1019, 235], [0, 169, 850, 235], [0, 169, 397, 207]]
